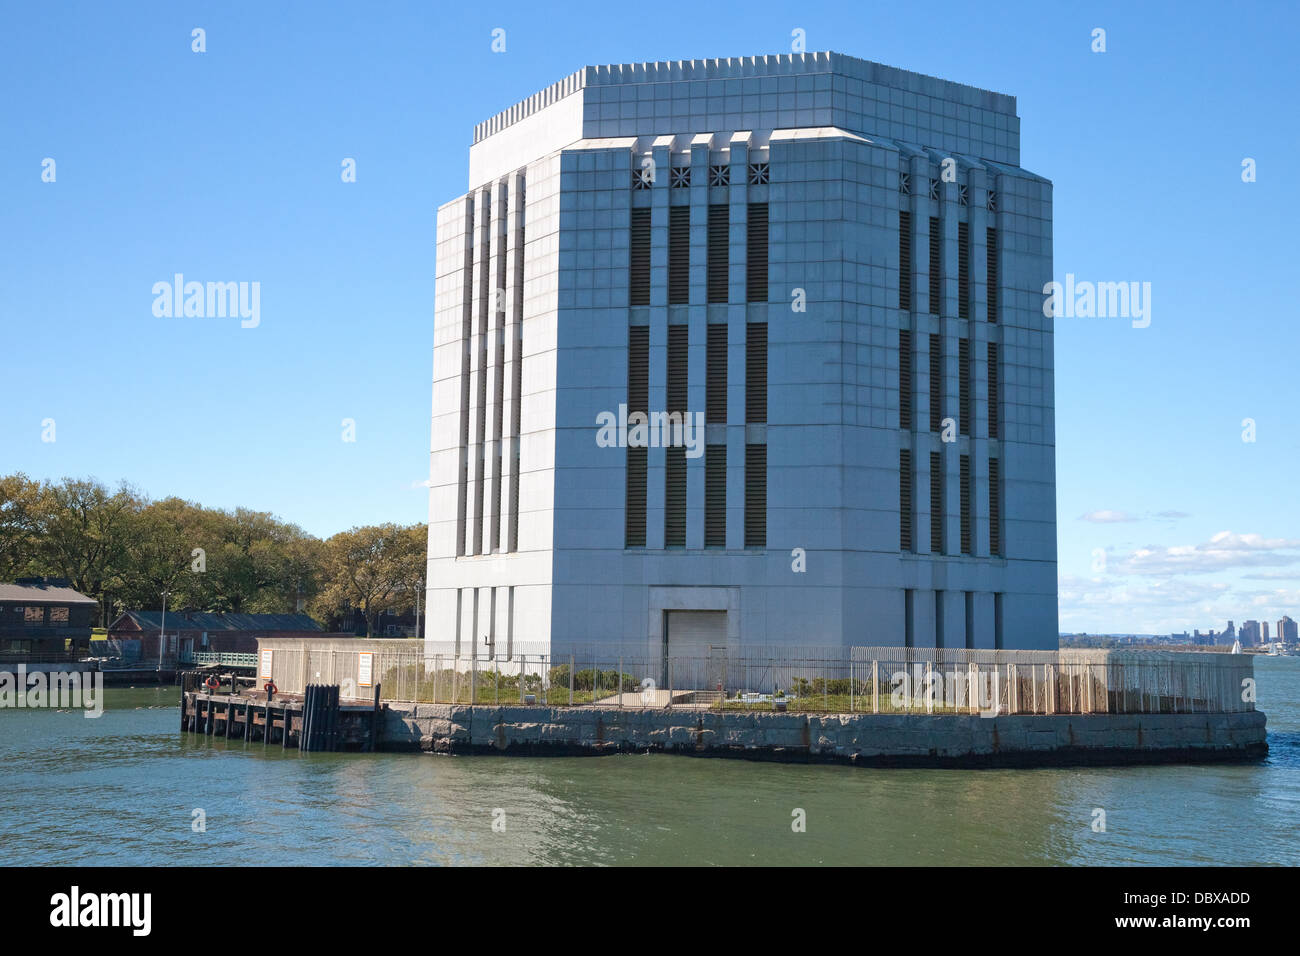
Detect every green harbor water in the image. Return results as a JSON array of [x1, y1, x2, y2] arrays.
[[2, 657, 1297, 866]]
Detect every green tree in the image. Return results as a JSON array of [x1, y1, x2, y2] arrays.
[[116, 497, 208, 612], [198, 508, 318, 614], [0, 473, 46, 581], [32, 477, 142, 625], [313, 523, 424, 636]]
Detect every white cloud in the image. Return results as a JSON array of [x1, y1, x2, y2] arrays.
[[1058, 573, 1239, 634], [1060, 532, 1300, 631], [1078, 510, 1138, 523], [1120, 531, 1300, 576]]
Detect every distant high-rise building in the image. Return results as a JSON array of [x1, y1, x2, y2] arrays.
[[1262, 621, 1270, 642], [1279, 616, 1297, 643], [1240, 620, 1261, 646]]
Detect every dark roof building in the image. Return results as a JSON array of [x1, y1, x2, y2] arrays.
[[109, 610, 324, 662], [113, 611, 323, 634], [0, 578, 98, 660]]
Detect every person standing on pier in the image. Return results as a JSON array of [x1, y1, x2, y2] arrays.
[[263, 679, 277, 703]]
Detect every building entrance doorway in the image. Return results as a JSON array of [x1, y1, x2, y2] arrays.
[[663, 610, 727, 690]]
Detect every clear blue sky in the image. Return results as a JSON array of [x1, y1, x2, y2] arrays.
[[2, 1, 1296, 634]]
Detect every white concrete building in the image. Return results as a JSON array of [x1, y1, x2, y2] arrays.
[[427, 52, 1057, 666]]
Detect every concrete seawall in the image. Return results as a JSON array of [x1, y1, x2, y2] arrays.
[[379, 703, 1268, 767]]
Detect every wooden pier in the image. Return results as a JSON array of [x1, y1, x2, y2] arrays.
[[180, 683, 383, 752]]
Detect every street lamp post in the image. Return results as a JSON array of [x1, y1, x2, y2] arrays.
[[158, 589, 170, 671], [415, 577, 423, 639]]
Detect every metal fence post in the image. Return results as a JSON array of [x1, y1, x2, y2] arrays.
[[568, 654, 574, 707]]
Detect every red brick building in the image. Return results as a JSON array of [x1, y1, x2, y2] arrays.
[[108, 610, 324, 663]]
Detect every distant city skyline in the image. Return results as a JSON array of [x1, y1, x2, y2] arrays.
[[1067, 613, 1300, 646]]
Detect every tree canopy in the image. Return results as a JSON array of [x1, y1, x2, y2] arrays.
[[0, 472, 426, 635]]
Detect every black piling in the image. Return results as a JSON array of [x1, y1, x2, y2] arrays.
[[300, 685, 314, 752], [367, 683, 381, 752], [299, 683, 340, 752], [326, 685, 339, 751]]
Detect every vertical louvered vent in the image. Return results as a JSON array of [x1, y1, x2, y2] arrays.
[[625, 446, 647, 548], [667, 324, 688, 416], [625, 327, 649, 548], [900, 449, 913, 552], [929, 216, 941, 315], [958, 221, 970, 319], [929, 333, 942, 433], [705, 444, 726, 548], [746, 203, 768, 303], [930, 451, 943, 554], [958, 337, 971, 436], [987, 342, 999, 439], [629, 207, 651, 306], [899, 329, 913, 430], [899, 210, 912, 311], [960, 453, 972, 555], [665, 445, 686, 547], [706, 324, 728, 424], [745, 443, 767, 549], [904, 332, 915, 429], [746, 323, 767, 424], [664, 321, 687, 550], [987, 227, 998, 324], [989, 456, 1002, 557], [628, 327, 649, 415], [707, 204, 729, 304], [668, 206, 690, 305]]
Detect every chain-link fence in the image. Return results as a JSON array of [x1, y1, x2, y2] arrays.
[[254, 639, 1255, 716]]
